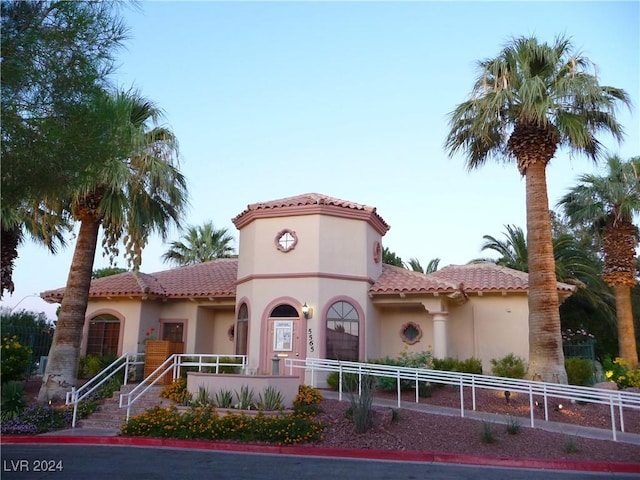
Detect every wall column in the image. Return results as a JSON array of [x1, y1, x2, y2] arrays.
[[432, 312, 448, 359]]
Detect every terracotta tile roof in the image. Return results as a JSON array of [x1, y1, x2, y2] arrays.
[[41, 259, 238, 302], [369, 262, 576, 296], [232, 192, 390, 234]]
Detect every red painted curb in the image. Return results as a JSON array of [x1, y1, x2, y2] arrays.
[[2, 435, 639, 473]]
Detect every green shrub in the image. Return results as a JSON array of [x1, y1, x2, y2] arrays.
[[325, 371, 359, 391], [214, 389, 233, 408], [604, 356, 640, 388], [78, 354, 118, 379], [1, 336, 32, 384], [433, 356, 483, 374], [234, 385, 255, 410], [565, 358, 594, 386], [490, 353, 526, 379], [345, 374, 375, 433], [192, 386, 212, 407], [480, 420, 496, 444], [371, 350, 434, 392], [505, 415, 521, 435], [1, 381, 26, 419]]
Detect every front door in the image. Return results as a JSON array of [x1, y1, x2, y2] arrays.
[[263, 304, 306, 380]]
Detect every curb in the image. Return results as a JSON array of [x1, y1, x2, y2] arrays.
[[2, 435, 639, 474]]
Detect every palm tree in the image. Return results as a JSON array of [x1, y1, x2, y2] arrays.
[[558, 156, 640, 368], [479, 225, 529, 272], [445, 35, 631, 383], [406, 257, 441, 274], [38, 90, 188, 402], [162, 221, 236, 266]]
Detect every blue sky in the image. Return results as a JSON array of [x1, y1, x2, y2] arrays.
[[3, 0, 639, 319]]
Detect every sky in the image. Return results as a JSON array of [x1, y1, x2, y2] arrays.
[[2, 0, 639, 320]]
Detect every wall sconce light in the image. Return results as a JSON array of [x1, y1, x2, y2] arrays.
[[302, 302, 313, 319]]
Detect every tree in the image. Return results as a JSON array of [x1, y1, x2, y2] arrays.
[[162, 221, 235, 266], [406, 257, 441, 274], [38, 90, 189, 402], [1, 0, 129, 296], [558, 156, 640, 368], [382, 247, 403, 267], [92, 267, 128, 279], [445, 35, 631, 383], [479, 225, 529, 272]]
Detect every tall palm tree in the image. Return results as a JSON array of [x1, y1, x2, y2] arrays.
[[479, 225, 529, 272], [445, 35, 631, 383], [558, 155, 640, 368], [38, 90, 188, 402], [162, 221, 236, 266]]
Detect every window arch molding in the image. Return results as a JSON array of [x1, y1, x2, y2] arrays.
[[83, 309, 125, 356], [235, 297, 251, 356], [319, 296, 364, 361]]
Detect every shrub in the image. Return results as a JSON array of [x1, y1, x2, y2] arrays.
[[257, 386, 284, 411], [1, 381, 26, 419], [505, 415, 521, 435], [160, 378, 192, 405], [0, 405, 73, 435], [604, 356, 640, 388], [490, 353, 526, 379], [345, 374, 375, 433], [325, 371, 359, 391], [480, 420, 496, 444], [433, 356, 483, 374], [121, 405, 325, 445], [293, 385, 323, 415], [1, 336, 32, 384], [234, 385, 255, 410], [371, 350, 434, 392], [191, 386, 212, 407], [565, 358, 594, 386]]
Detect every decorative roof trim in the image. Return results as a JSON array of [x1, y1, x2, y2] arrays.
[[236, 271, 376, 287]]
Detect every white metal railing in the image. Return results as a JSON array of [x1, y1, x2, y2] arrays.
[[119, 354, 247, 422], [285, 357, 640, 442], [66, 352, 144, 427]]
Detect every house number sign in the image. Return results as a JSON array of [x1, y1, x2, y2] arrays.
[[308, 328, 315, 353]]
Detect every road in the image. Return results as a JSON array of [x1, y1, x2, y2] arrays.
[[2, 444, 637, 480]]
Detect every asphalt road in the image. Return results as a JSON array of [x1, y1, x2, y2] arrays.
[[2, 444, 637, 480]]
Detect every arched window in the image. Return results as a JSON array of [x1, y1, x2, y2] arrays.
[[270, 304, 298, 317], [235, 303, 249, 356], [87, 314, 120, 357], [326, 301, 359, 361]]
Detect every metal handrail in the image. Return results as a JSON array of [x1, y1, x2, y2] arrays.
[[65, 352, 144, 428], [119, 354, 248, 422], [285, 357, 640, 442]]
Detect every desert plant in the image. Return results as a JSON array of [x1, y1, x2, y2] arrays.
[[480, 420, 496, 444], [604, 356, 640, 388], [293, 384, 323, 415], [565, 358, 594, 386], [490, 353, 526, 379], [564, 435, 579, 453], [505, 415, 521, 435], [257, 386, 284, 411], [325, 371, 359, 391], [345, 374, 375, 433], [234, 385, 255, 410], [192, 386, 212, 407], [214, 389, 233, 408], [1, 381, 26, 419]]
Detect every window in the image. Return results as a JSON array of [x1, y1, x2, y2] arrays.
[[400, 322, 423, 345], [162, 322, 184, 343], [275, 229, 298, 252], [270, 304, 298, 317], [326, 301, 359, 361], [86, 314, 120, 357], [236, 303, 248, 356]]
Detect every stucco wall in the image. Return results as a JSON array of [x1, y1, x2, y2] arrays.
[[374, 305, 434, 360], [194, 307, 235, 355]]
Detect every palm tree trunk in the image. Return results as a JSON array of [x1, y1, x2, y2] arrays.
[[525, 162, 568, 383], [38, 216, 101, 402], [612, 284, 639, 369]]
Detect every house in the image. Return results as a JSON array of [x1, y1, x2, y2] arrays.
[[41, 193, 575, 381]]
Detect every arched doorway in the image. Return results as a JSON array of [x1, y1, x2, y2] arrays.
[[263, 303, 306, 379]]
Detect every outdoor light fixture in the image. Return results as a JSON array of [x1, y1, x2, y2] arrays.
[[302, 302, 312, 319], [504, 390, 511, 404]]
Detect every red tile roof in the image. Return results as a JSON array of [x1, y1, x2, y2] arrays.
[[41, 259, 238, 302], [41, 260, 575, 303], [370, 262, 576, 296], [232, 192, 390, 234]]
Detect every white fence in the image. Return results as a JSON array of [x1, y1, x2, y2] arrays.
[[284, 357, 640, 442]]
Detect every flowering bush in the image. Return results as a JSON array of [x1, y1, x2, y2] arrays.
[[1, 336, 32, 384], [293, 385, 323, 415], [160, 378, 192, 405], [604, 357, 640, 388], [121, 405, 325, 445], [0, 405, 73, 435]]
